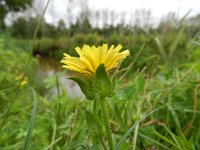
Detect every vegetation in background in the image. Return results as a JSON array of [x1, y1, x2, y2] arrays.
[[5, 11, 199, 70], [0, 0, 200, 149]]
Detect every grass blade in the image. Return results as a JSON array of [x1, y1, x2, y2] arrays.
[[50, 121, 57, 150], [120, 43, 145, 80], [152, 128, 178, 148], [169, 26, 184, 57], [138, 133, 170, 150], [23, 88, 38, 150], [155, 37, 168, 67], [0, 142, 24, 150], [114, 105, 167, 150], [45, 137, 63, 150], [167, 105, 181, 131]]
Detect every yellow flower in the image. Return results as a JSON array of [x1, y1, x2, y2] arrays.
[[15, 74, 28, 87], [20, 78, 28, 87], [61, 44, 130, 76]]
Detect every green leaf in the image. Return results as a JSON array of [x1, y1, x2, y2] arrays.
[[85, 111, 104, 136], [195, 64, 200, 74], [123, 75, 145, 98], [112, 103, 127, 129], [95, 64, 113, 98], [136, 75, 145, 93]]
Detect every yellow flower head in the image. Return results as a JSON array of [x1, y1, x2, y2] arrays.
[[61, 44, 130, 76], [15, 74, 28, 87], [20, 77, 28, 87]]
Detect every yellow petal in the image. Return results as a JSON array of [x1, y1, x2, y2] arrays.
[[121, 50, 130, 57], [82, 45, 96, 71], [80, 56, 95, 73], [104, 46, 116, 65], [114, 44, 122, 52], [75, 47, 83, 56], [99, 44, 108, 64]]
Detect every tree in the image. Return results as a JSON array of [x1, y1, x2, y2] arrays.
[[0, 0, 33, 29], [9, 17, 58, 38]]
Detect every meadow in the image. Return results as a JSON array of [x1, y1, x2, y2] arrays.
[[1, 8, 200, 150]]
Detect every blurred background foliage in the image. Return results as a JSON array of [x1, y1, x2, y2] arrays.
[[0, 0, 200, 149]]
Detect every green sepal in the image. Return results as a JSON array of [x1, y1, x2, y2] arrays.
[[69, 64, 115, 100], [95, 64, 113, 98], [68, 77, 95, 100]]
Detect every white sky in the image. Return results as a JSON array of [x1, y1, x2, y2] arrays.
[[45, 0, 200, 25], [5, 0, 200, 26], [88, 0, 200, 16]]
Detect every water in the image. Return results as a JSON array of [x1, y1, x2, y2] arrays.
[[37, 56, 84, 98]]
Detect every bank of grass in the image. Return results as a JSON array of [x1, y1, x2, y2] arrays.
[[14, 29, 189, 63], [0, 31, 200, 149]]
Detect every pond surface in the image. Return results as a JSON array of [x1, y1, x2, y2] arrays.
[[37, 56, 84, 98]]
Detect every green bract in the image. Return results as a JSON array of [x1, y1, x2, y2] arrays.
[[69, 64, 114, 100]]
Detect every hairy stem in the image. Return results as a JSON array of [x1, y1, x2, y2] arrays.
[[100, 98, 113, 150]]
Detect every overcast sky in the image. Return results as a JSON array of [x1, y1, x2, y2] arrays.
[[5, 0, 200, 26], [88, 0, 200, 16], [45, 0, 200, 24]]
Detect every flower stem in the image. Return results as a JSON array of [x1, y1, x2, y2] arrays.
[[99, 97, 113, 150], [132, 122, 139, 150]]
